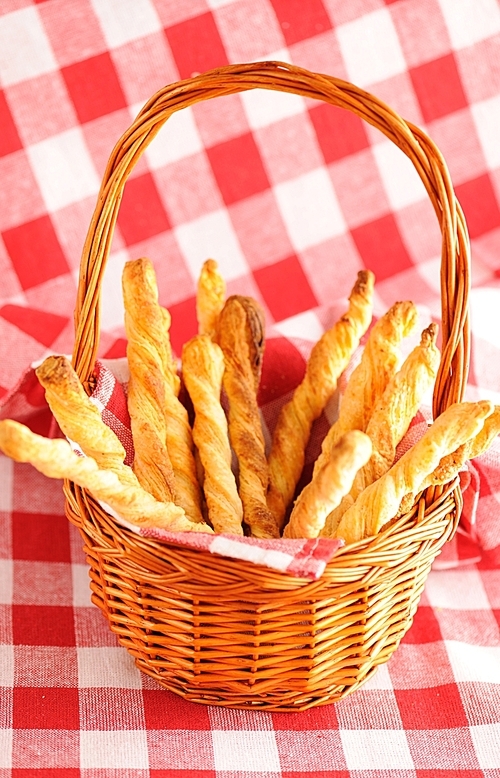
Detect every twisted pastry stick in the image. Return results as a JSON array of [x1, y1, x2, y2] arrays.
[[0, 420, 212, 533], [363, 322, 440, 484], [182, 334, 244, 535], [398, 404, 500, 515], [35, 355, 136, 487], [123, 259, 203, 523], [284, 431, 372, 539], [125, 258, 203, 521], [267, 269, 375, 530], [314, 300, 417, 475], [196, 258, 226, 339], [123, 258, 175, 502], [160, 306, 181, 396], [336, 400, 494, 544], [217, 296, 278, 539], [321, 323, 440, 537]]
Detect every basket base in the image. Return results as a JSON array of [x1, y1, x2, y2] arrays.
[[135, 657, 380, 711]]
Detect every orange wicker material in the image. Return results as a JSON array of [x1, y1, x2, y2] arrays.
[[65, 62, 470, 711]]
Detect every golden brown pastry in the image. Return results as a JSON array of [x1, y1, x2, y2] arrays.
[[123, 258, 176, 502], [398, 404, 500, 514], [35, 355, 137, 487], [182, 334, 244, 535], [217, 296, 279, 539], [123, 258, 204, 523], [363, 322, 440, 484], [160, 306, 181, 396], [335, 400, 494, 544], [196, 258, 226, 339], [314, 300, 417, 475], [284, 431, 372, 539], [0, 420, 212, 533], [267, 269, 375, 530]]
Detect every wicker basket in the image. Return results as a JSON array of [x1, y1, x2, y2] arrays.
[[65, 62, 470, 711]]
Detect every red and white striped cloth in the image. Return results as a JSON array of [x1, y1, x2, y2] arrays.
[[1, 0, 500, 773]]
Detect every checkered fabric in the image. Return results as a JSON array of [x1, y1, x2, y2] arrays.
[[1, 0, 500, 773]]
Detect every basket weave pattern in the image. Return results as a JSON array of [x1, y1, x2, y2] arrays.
[[66, 62, 470, 711]]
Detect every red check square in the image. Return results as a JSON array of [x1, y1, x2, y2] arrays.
[[117, 172, 171, 246], [207, 133, 270, 206], [395, 684, 469, 730], [11, 768, 81, 778], [13, 687, 79, 730], [149, 768, 217, 778], [0, 306, 69, 349], [13, 605, 75, 647], [168, 296, 197, 358], [62, 52, 127, 124], [143, 689, 211, 730], [165, 12, 229, 80], [0, 90, 22, 157], [410, 53, 468, 123], [253, 255, 318, 322], [281, 770, 352, 778], [415, 769, 484, 778], [309, 103, 369, 164], [455, 173, 500, 239], [12, 512, 70, 563], [258, 336, 306, 406], [401, 605, 443, 644], [270, 0, 332, 45], [351, 213, 413, 281], [2, 216, 69, 291]]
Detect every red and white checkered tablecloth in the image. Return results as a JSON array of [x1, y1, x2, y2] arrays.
[[1, 0, 500, 774]]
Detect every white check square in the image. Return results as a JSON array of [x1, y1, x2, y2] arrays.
[[0, 560, 13, 605], [0, 729, 12, 769], [373, 140, 428, 210], [470, 723, 500, 769], [80, 729, 149, 769], [145, 106, 203, 168], [99, 249, 129, 331], [437, 0, 500, 49], [212, 730, 281, 771], [340, 728, 414, 770], [0, 645, 14, 688], [274, 311, 324, 343], [90, 0, 162, 48], [77, 646, 143, 688], [174, 209, 249, 283], [27, 128, 101, 212], [0, 456, 13, 511], [424, 569, 491, 610], [0, 7, 57, 87], [336, 9, 407, 87], [241, 87, 306, 130], [445, 641, 500, 684], [470, 288, 500, 349], [472, 95, 500, 170], [274, 168, 346, 252], [71, 563, 92, 608]]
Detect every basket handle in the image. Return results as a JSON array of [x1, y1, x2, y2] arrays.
[[72, 61, 470, 418]]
